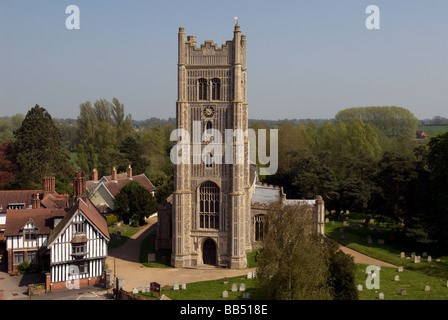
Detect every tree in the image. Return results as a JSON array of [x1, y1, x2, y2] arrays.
[[113, 180, 157, 226], [11, 105, 74, 190], [257, 202, 331, 300], [119, 136, 150, 175]]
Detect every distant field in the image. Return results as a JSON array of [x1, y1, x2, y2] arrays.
[[418, 126, 448, 136]]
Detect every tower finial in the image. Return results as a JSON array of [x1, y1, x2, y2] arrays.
[[234, 16, 239, 27]]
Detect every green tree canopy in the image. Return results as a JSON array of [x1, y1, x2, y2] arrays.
[[11, 105, 74, 190]]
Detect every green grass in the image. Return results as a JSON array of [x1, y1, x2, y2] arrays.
[[418, 126, 448, 136], [325, 213, 448, 280], [139, 230, 172, 268], [108, 224, 140, 250], [138, 275, 262, 300], [356, 263, 448, 300]]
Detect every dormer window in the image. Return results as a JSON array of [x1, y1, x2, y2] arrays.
[[24, 229, 37, 241]]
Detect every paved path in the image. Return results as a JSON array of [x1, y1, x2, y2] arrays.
[[106, 215, 396, 291]]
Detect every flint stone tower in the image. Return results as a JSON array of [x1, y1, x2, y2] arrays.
[[171, 24, 250, 269]]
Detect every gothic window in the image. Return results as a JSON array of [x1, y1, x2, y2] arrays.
[[211, 78, 220, 100], [254, 214, 265, 241], [198, 78, 207, 100], [199, 182, 220, 229]]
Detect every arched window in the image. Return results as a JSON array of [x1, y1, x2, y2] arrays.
[[254, 214, 265, 241], [198, 78, 207, 100], [199, 182, 220, 229], [211, 78, 220, 100]]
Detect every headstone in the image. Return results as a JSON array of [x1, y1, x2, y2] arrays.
[[147, 253, 156, 263], [342, 221, 348, 226], [400, 252, 405, 258], [379, 293, 384, 300], [398, 267, 403, 272], [247, 272, 253, 279], [427, 256, 432, 263], [223, 277, 228, 284], [142, 286, 149, 293], [222, 290, 228, 298], [436, 258, 441, 262], [422, 252, 427, 258], [181, 283, 186, 290], [357, 284, 363, 291], [132, 288, 139, 294], [366, 235, 372, 244], [401, 289, 407, 296], [173, 282, 179, 290], [242, 292, 250, 299], [239, 283, 246, 292], [394, 275, 400, 282], [411, 252, 416, 258], [424, 285, 430, 292], [325, 218, 329, 223], [231, 283, 238, 292], [331, 221, 335, 225], [252, 272, 257, 278], [414, 256, 421, 263]]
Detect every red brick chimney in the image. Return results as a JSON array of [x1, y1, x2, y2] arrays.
[[32, 193, 40, 209], [127, 165, 132, 179], [73, 171, 87, 202], [92, 168, 98, 182], [111, 167, 117, 181], [43, 177, 55, 193]]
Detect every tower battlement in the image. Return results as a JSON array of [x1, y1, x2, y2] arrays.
[[178, 25, 246, 67]]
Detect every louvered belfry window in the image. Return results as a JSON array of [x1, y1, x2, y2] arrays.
[[198, 78, 207, 100], [199, 181, 220, 229]]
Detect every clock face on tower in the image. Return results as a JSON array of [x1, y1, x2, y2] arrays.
[[203, 106, 215, 118]]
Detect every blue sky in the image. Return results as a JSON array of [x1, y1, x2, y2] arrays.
[[0, 0, 447, 120]]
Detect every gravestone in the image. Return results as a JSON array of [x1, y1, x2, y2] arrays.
[[331, 221, 335, 225], [378, 293, 384, 300], [173, 282, 179, 290], [231, 283, 237, 292], [252, 272, 257, 278], [400, 252, 405, 258], [342, 221, 348, 226], [222, 290, 228, 298], [239, 283, 246, 292], [223, 277, 228, 284], [242, 292, 250, 299], [422, 252, 427, 258], [247, 272, 253, 279], [398, 267, 403, 272], [357, 284, 363, 291], [424, 285, 430, 292], [181, 283, 186, 290], [414, 256, 421, 263], [411, 252, 416, 258], [132, 288, 139, 294], [142, 286, 149, 293], [394, 275, 400, 282], [147, 253, 156, 263], [401, 289, 407, 296], [427, 256, 432, 263], [325, 218, 329, 223], [366, 235, 372, 244]]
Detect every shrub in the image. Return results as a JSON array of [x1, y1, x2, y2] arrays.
[[18, 260, 31, 274], [106, 214, 118, 226]]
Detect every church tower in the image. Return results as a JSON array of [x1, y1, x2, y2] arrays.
[[171, 24, 250, 269]]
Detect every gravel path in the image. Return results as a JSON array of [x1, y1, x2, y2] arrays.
[[106, 215, 396, 291]]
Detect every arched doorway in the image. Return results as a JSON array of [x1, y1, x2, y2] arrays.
[[202, 239, 217, 265]]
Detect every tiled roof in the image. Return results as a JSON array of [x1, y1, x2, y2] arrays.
[[101, 174, 155, 197], [0, 190, 69, 213], [4, 208, 69, 237]]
